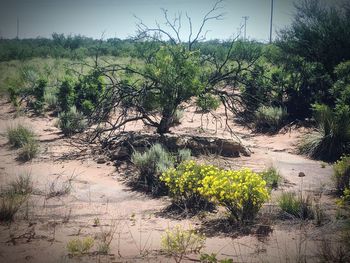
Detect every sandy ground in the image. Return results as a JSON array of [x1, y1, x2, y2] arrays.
[[0, 98, 340, 263]]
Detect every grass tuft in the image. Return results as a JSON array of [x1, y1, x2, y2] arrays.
[[18, 140, 39, 161], [278, 192, 314, 220], [254, 105, 287, 133], [260, 167, 281, 189], [6, 124, 35, 148]]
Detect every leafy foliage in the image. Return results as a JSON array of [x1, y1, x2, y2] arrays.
[[144, 45, 205, 133], [196, 94, 220, 113], [333, 155, 350, 195], [58, 77, 75, 112]]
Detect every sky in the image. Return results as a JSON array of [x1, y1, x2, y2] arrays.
[[0, 0, 298, 42]]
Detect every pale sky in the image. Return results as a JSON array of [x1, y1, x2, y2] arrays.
[[0, 0, 297, 42]]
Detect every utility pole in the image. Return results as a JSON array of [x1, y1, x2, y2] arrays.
[[16, 17, 19, 39], [242, 16, 249, 41], [269, 0, 274, 43]]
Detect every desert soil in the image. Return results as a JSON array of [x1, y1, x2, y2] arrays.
[[0, 98, 340, 263]]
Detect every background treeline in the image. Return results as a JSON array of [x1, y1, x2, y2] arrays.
[[0, 34, 143, 61], [0, 34, 245, 62]]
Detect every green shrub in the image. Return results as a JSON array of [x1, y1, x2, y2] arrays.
[[131, 144, 174, 194], [199, 167, 270, 221], [162, 162, 270, 221], [254, 105, 287, 132], [18, 140, 39, 161], [57, 106, 87, 136], [337, 188, 350, 207], [6, 124, 35, 148], [299, 104, 350, 161], [196, 94, 220, 113], [58, 77, 75, 112], [160, 160, 210, 209], [333, 155, 350, 195], [259, 167, 281, 189], [161, 225, 205, 261], [278, 192, 314, 220], [66, 236, 94, 256]]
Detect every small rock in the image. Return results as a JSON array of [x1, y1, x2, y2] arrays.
[[298, 172, 306, 177], [96, 157, 107, 164]]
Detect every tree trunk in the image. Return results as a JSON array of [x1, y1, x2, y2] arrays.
[[157, 115, 172, 134], [157, 106, 176, 134]]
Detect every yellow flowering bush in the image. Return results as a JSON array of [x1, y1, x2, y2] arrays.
[[160, 160, 213, 208], [161, 161, 270, 221], [198, 168, 269, 221]]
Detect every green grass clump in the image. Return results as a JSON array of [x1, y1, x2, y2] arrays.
[[7, 124, 35, 148], [57, 106, 87, 136], [0, 173, 32, 222], [0, 193, 28, 222], [44, 89, 59, 110], [254, 105, 287, 133], [278, 192, 314, 220], [66, 237, 94, 256], [6, 124, 39, 161], [18, 140, 39, 161], [260, 167, 281, 189], [7, 173, 33, 196], [161, 225, 205, 261]]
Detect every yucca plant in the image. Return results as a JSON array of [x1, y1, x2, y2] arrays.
[[299, 104, 350, 162]]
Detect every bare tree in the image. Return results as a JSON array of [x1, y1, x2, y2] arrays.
[[84, 0, 260, 144]]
